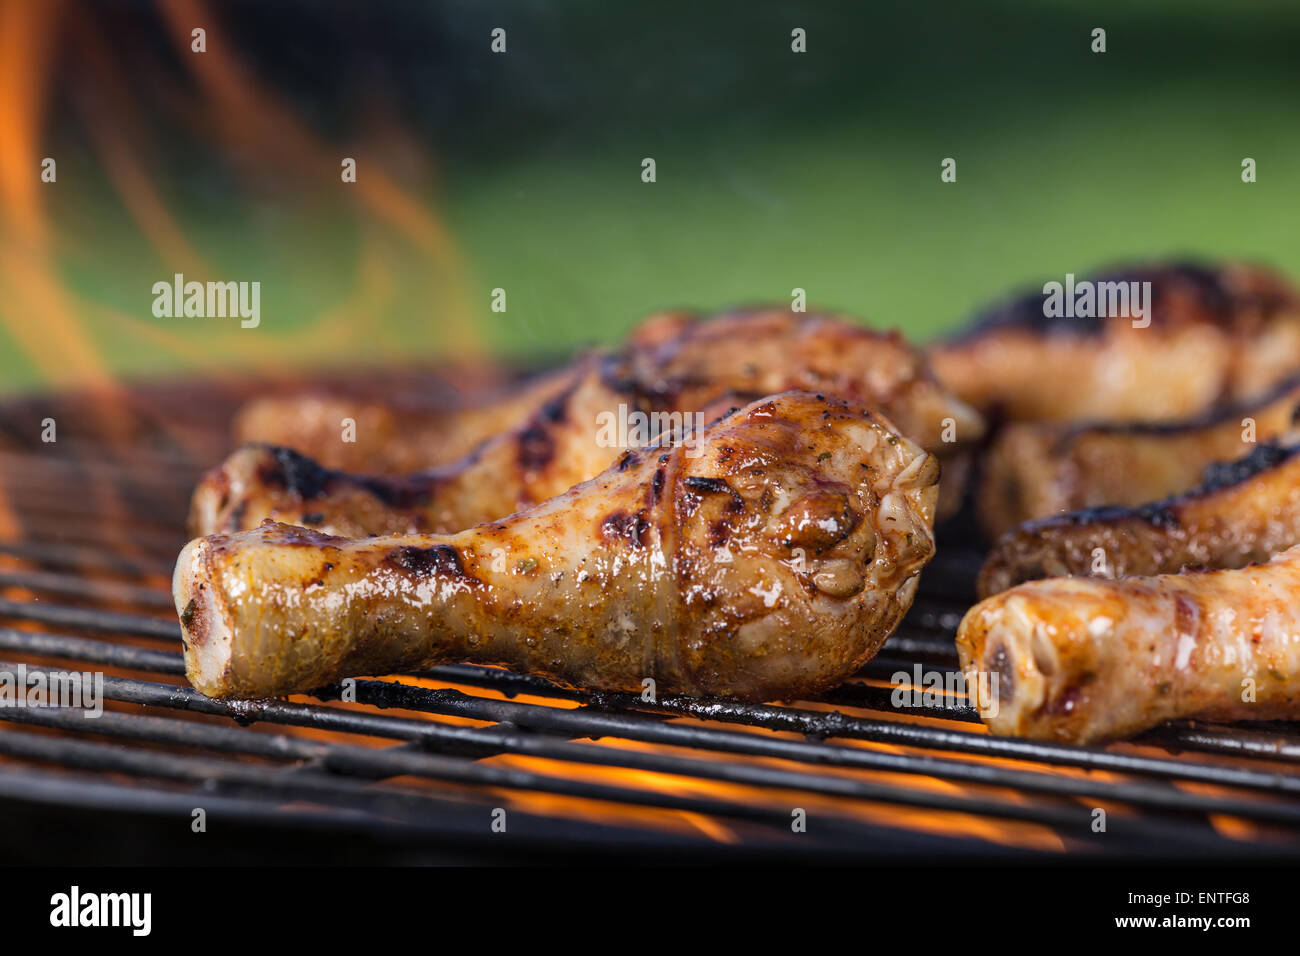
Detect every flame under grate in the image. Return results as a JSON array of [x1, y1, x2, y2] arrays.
[[2, 374, 1300, 861]]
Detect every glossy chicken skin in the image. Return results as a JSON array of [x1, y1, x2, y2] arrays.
[[175, 392, 939, 700], [233, 309, 983, 515], [197, 310, 981, 535], [977, 375, 1300, 538], [978, 441, 1300, 598], [930, 262, 1300, 424], [191, 357, 677, 537], [620, 308, 984, 455], [232, 360, 586, 474], [959, 545, 1300, 743]]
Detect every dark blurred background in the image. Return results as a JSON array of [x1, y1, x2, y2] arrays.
[[2, 0, 1298, 393]]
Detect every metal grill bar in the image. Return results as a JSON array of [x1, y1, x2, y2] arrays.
[[0, 627, 186, 674], [0, 598, 182, 639], [0, 683, 1274, 855], [392, 662, 1300, 762], [0, 571, 175, 609], [6, 605, 1300, 791], [0, 540, 173, 576], [0, 702, 1121, 839], [0, 765, 797, 858], [0, 712, 874, 836], [3, 381, 1300, 858], [2, 610, 1300, 841]]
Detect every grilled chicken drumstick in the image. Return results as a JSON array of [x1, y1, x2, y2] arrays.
[[196, 310, 982, 535], [175, 392, 939, 701], [958, 544, 1300, 743], [978, 439, 1300, 598], [232, 360, 586, 474], [929, 262, 1300, 424], [233, 309, 982, 509], [617, 309, 982, 455], [977, 376, 1300, 538], [191, 355, 692, 537]]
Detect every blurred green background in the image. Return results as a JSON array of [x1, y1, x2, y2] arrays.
[[3, 0, 1299, 393]]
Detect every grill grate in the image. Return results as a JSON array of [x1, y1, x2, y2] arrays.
[[2, 374, 1300, 861]]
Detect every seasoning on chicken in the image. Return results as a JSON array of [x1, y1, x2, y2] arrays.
[[232, 360, 587, 474], [976, 375, 1300, 539], [199, 311, 981, 537], [929, 262, 1300, 424], [191, 355, 678, 537], [232, 308, 984, 519], [618, 308, 983, 457], [175, 392, 939, 701], [958, 544, 1300, 743], [977, 439, 1300, 598]]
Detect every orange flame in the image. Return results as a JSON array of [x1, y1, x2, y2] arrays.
[[0, 0, 484, 404]]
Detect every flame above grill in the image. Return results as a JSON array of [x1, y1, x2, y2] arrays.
[[0, 0, 484, 402]]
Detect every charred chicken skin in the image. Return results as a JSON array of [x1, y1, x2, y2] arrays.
[[929, 261, 1300, 424], [196, 309, 982, 536], [232, 361, 585, 474], [175, 392, 939, 701], [619, 309, 980, 518], [233, 309, 982, 494], [190, 355, 673, 537], [977, 439, 1300, 598], [958, 545, 1300, 743], [977, 376, 1300, 539], [617, 308, 983, 456]]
